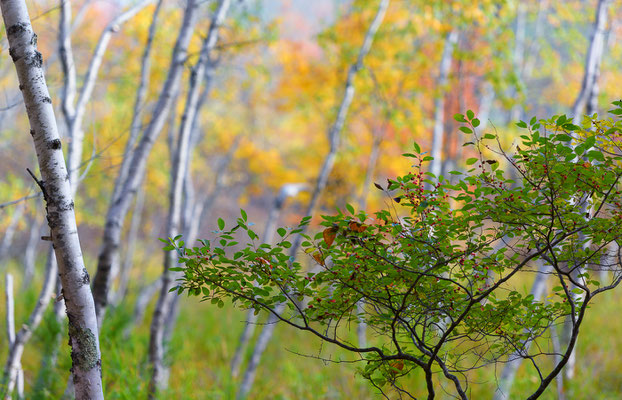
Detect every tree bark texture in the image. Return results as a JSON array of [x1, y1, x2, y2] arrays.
[[0, 1, 103, 397]]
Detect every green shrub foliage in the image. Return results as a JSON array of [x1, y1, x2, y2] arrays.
[[165, 101, 622, 398]]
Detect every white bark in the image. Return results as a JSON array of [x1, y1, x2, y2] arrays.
[[22, 209, 44, 289], [148, 0, 231, 394], [571, 0, 611, 121], [4, 274, 24, 400], [236, 2, 389, 397], [429, 30, 458, 180], [92, 0, 200, 325], [230, 184, 307, 378], [111, 0, 164, 205], [0, 1, 103, 397], [493, 262, 552, 400], [0, 201, 25, 261], [64, 0, 155, 191]]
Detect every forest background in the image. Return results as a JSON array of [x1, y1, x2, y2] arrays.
[[0, 0, 621, 398]]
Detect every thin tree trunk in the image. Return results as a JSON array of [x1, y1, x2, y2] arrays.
[[570, 0, 611, 121], [0, 201, 25, 262], [429, 30, 458, 180], [562, 0, 611, 382], [110, 182, 146, 306], [1, 1, 103, 397], [148, 0, 231, 395], [230, 184, 307, 377], [111, 0, 164, 205], [92, 0, 200, 325], [236, 1, 390, 397], [22, 210, 43, 289], [492, 262, 552, 400], [4, 273, 24, 400]]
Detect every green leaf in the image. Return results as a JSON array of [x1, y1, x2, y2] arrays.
[[516, 121, 527, 128], [453, 113, 466, 122], [218, 218, 225, 230], [240, 209, 248, 222], [587, 150, 605, 162], [459, 127, 473, 134], [466, 110, 475, 120], [346, 203, 355, 214], [466, 158, 478, 166], [277, 227, 287, 237], [472, 118, 480, 127], [413, 142, 421, 153]]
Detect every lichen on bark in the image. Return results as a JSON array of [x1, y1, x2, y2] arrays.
[[68, 324, 100, 372]]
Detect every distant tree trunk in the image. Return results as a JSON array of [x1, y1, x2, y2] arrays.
[[148, 0, 231, 395], [92, 0, 200, 326], [429, 30, 458, 180], [230, 183, 307, 378], [236, 1, 390, 397], [22, 209, 44, 289], [562, 0, 611, 383], [0, 0, 103, 397], [110, 182, 145, 306], [4, 273, 24, 399], [492, 262, 552, 400], [0, 201, 25, 262]]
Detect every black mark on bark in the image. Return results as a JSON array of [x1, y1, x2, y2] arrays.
[[42, 97, 52, 104], [7, 23, 27, 36], [8, 48, 20, 62], [81, 268, 90, 285], [48, 139, 62, 150]]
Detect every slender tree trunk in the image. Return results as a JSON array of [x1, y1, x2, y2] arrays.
[[1, 1, 103, 397], [22, 209, 43, 289], [429, 30, 458, 180], [0, 201, 25, 262], [111, 0, 164, 205], [4, 274, 24, 400], [570, 0, 611, 121], [492, 262, 552, 400], [230, 184, 306, 377], [92, 0, 200, 325], [148, 0, 231, 395], [110, 183, 145, 306], [561, 0, 611, 383], [236, 2, 390, 397]]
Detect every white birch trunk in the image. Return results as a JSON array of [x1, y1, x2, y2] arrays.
[[429, 30, 458, 180], [92, 0, 200, 325], [148, 0, 231, 394], [492, 262, 552, 400], [0, 201, 25, 261], [230, 184, 307, 378], [4, 273, 24, 400], [236, 2, 390, 397], [0, 1, 103, 397]]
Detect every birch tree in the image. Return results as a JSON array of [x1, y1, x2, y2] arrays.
[[0, 0, 103, 397], [148, 0, 232, 394], [236, 2, 390, 397], [92, 0, 200, 325]]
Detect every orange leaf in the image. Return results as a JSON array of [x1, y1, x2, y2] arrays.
[[312, 251, 325, 266], [389, 360, 404, 375], [323, 227, 338, 248], [348, 221, 367, 233]]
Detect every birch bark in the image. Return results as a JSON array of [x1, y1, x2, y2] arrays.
[[0, 0, 103, 396], [429, 30, 458, 180], [92, 0, 200, 325], [148, 0, 231, 394]]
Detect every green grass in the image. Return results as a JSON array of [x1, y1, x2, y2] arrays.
[[2, 260, 622, 399]]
